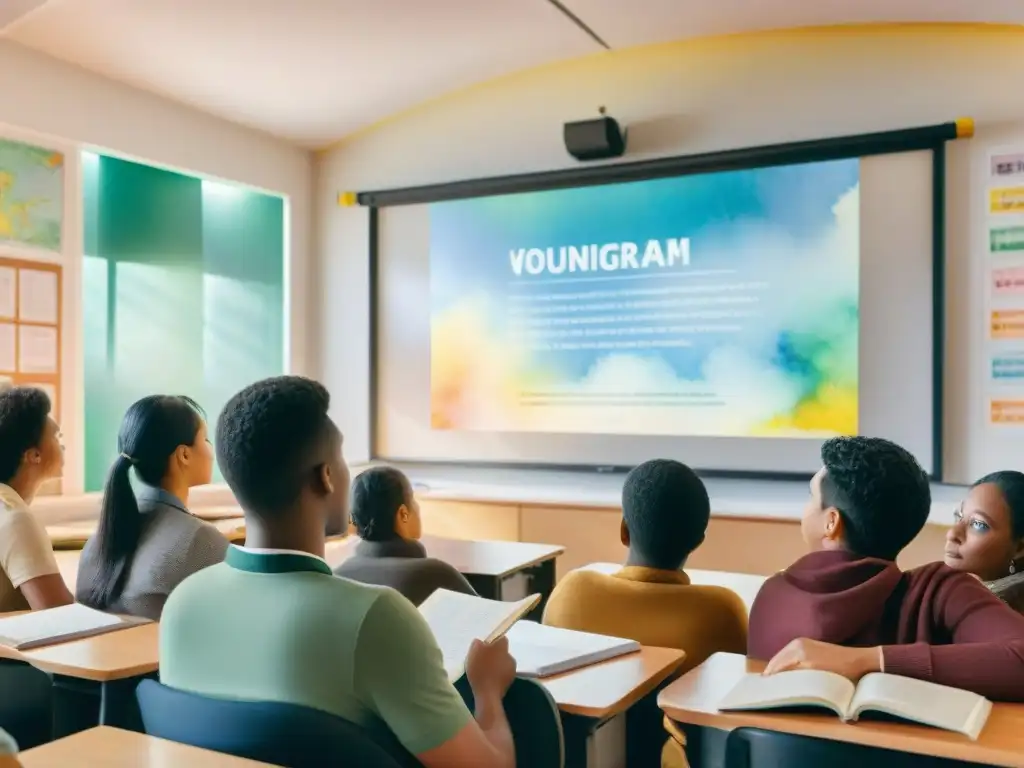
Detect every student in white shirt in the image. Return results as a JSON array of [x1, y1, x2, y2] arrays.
[[0, 387, 72, 611]]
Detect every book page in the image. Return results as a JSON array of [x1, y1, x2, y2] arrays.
[[0, 604, 122, 648], [851, 674, 992, 739], [418, 589, 539, 681], [718, 670, 855, 718]]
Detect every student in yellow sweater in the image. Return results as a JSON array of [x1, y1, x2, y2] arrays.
[[543, 459, 748, 670]]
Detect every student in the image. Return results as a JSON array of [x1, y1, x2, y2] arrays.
[[335, 465, 477, 605], [161, 376, 518, 768], [77, 395, 226, 620], [944, 470, 1024, 612], [0, 387, 72, 611], [543, 459, 747, 672], [749, 436, 1024, 701]]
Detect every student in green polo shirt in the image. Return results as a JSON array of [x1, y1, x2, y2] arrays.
[[160, 376, 517, 768]]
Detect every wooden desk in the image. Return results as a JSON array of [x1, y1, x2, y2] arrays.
[[0, 623, 159, 683], [0, 618, 160, 736], [659, 653, 1024, 768], [543, 645, 685, 720], [19, 726, 274, 767], [329, 535, 565, 618], [580, 563, 766, 614], [543, 646, 686, 768]]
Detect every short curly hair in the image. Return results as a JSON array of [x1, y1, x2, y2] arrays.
[[215, 376, 338, 516], [819, 436, 930, 561], [622, 459, 709, 570], [0, 387, 52, 484]]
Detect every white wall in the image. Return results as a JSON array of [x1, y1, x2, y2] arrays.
[[316, 24, 1024, 483], [0, 40, 314, 492]]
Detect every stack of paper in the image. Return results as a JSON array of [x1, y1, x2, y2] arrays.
[[506, 620, 640, 678], [0, 604, 149, 651]]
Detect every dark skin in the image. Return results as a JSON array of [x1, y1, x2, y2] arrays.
[[241, 432, 350, 558], [619, 518, 693, 571], [14, 415, 73, 609], [945, 483, 1024, 582], [239, 429, 518, 768]]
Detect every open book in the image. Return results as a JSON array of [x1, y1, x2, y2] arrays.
[[719, 670, 992, 740], [418, 589, 541, 681], [0, 603, 151, 651], [506, 620, 640, 678]]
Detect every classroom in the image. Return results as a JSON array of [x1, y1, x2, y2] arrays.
[[2, 2, 1024, 767]]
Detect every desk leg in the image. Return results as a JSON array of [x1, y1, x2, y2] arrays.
[[526, 558, 557, 621], [98, 676, 149, 732], [465, 574, 502, 601], [51, 674, 149, 738], [563, 713, 626, 768], [50, 676, 99, 739]]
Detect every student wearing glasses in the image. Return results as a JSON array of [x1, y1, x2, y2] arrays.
[[749, 437, 1024, 701], [943, 470, 1024, 613]]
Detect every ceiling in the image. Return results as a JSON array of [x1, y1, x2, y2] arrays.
[[2, 0, 1023, 149]]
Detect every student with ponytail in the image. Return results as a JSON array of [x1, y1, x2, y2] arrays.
[[76, 395, 228, 620]]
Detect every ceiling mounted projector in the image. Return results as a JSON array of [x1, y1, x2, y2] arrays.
[[564, 108, 626, 162]]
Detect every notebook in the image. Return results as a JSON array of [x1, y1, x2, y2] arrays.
[[718, 669, 992, 740], [506, 620, 640, 678], [0, 603, 151, 651], [418, 588, 541, 681]]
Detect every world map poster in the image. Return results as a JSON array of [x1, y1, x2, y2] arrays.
[[0, 138, 64, 251]]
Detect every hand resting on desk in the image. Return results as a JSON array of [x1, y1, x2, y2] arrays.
[[764, 638, 883, 682]]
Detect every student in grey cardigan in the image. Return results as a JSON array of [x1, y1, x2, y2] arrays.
[[335, 465, 477, 606], [77, 396, 228, 620]]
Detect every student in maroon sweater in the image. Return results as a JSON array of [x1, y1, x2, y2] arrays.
[[749, 436, 1024, 701]]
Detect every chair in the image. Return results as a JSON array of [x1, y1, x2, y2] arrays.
[[136, 679, 407, 768], [0, 660, 51, 750], [724, 727, 989, 768], [454, 675, 564, 768]]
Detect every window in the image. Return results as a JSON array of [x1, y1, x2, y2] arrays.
[[82, 153, 285, 490]]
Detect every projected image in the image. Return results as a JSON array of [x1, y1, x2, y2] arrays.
[[429, 159, 860, 438]]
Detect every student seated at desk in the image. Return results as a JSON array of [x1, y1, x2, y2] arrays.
[[77, 396, 227, 620], [749, 436, 1024, 701], [543, 459, 747, 673], [334, 466, 477, 605], [0, 387, 73, 611], [943, 470, 1024, 613], [161, 376, 519, 768]]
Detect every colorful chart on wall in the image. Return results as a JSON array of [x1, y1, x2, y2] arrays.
[[0, 256, 62, 420], [987, 150, 1024, 428], [0, 138, 64, 251]]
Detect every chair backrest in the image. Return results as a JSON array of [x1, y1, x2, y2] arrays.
[[454, 676, 564, 768], [724, 727, 986, 768], [136, 679, 406, 768]]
